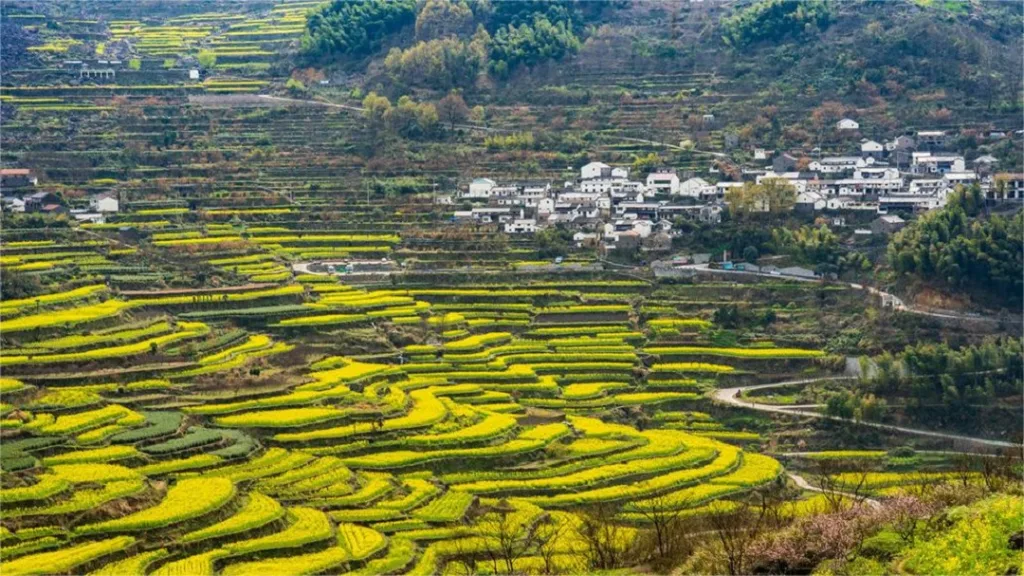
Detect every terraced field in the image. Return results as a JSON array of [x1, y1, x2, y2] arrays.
[[0, 204, 870, 573], [2, 2, 1019, 573]]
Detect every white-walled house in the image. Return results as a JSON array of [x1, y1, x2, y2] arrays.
[[796, 191, 827, 211], [632, 219, 653, 238], [611, 167, 629, 179], [836, 118, 860, 131], [676, 177, 715, 198], [861, 140, 884, 156], [907, 179, 947, 196], [536, 198, 555, 215], [466, 177, 496, 198], [2, 197, 26, 212], [911, 153, 965, 175], [504, 218, 537, 234], [580, 162, 610, 180], [716, 181, 744, 196], [809, 156, 869, 174], [89, 192, 119, 213], [646, 169, 680, 195]]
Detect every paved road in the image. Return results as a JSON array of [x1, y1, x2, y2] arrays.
[[713, 378, 1019, 449], [681, 264, 1001, 324]]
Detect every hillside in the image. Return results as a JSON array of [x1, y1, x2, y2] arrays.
[[0, 3, 1022, 576]]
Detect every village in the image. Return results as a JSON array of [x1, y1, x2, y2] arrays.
[[446, 125, 1024, 255]]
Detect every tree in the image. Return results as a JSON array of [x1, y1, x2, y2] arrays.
[[575, 503, 637, 570], [742, 245, 759, 262], [725, 180, 795, 219], [489, 15, 580, 77], [437, 90, 470, 130], [631, 152, 661, 174], [383, 33, 487, 90], [713, 304, 743, 329], [197, 50, 216, 68], [705, 498, 774, 575], [302, 0, 417, 58], [479, 502, 539, 575], [810, 459, 871, 513], [1, 270, 42, 300], [721, 0, 833, 48], [632, 492, 697, 571], [535, 226, 572, 258], [887, 187, 1023, 307], [415, 0, 474, 40], [362, 92, 391, 131]]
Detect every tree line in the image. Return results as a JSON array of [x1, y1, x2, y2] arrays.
[[887, 186, 1024, 309], [303, 0, 605, 90]]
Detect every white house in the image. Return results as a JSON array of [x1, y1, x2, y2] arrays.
[[466, 177, 496, 198], [580, 162, 610, 180], [885, 135, 916, 152], [943, 171, 978, 188], [854, 167, 900, 180], [645, 169, 680, 195], [916, 130, 948, 148], [809, 156, 868, 174], [2, 197, 25, 212], [835, 177, 903, 196], [580, 178, 620, 195], [796, 191, 827, 211], [632, 219, 654, 239], [907, 179, 947, 196], [536, 198, 555, 215], [861, 140, 884, 156], [504, 218, 537, 234], [89, 192, 119, 213], [573, 231, 599, 247], [189, 69, 200, 80], [973, 155, 998, 169], [611, 167, 629, 179], [676, 177, 715, 198], [911, 153, 965, 175], [716, 181, 744, 196], [836, 118, 860, 131]]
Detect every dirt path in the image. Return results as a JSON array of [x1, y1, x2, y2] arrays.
[[786, 472, 882, 509]]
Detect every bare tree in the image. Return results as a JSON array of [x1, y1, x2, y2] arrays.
[[575, 503, 637, 571], [480, 502, 540, 575], [979, 448, 1022, 493], [632, 492, 698, 570], [811, 459, 870, 512], [534, 516, 567, 575], [705, 501, 768, 576], [951, 452, 980, 488]]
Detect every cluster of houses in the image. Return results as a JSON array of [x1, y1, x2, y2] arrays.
[[1, 169, 119, 222], [447, 128, 1022, 253], [448, 163, 722, 253]]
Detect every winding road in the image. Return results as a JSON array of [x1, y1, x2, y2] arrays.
[[680, 264, 1002, 324], [713, 378, 1019, 449]]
